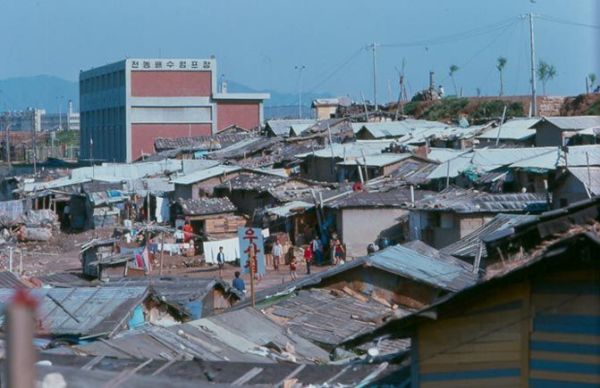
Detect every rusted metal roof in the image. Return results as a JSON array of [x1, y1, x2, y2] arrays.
[[412, 187, 547, 213]]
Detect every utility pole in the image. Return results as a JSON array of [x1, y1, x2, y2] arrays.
[[294, 65, 306, 119], [367, 43, 379, 109], [2, 113, 10, 170], [527, 13, 538, 117], [31, 121, 37, 175], [89, 137, 94, 179]]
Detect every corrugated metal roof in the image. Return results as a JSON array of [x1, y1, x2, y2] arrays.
[[412, 187, 546, 213], [576, 126, 600, 136], [426, 148, 469, 163], [35, 355, 403, 386], [325, 188, 433, 209], [266, 119, 317, 136], [215, 172, 287, 192], [427, 147, 557, 179], [295, 140, 391, 159], [266, 201, 314, 217], [540, 115, 600, 130], [511, 145, 600, 170], [337, 153, 411, 167], [566, 166, 600, 196], [358, 120, 450, 139], [477, 117, 540, 140], [0, 286, 148, 338], [441, 213, 539, 259], [171, 165, 241, 185], [266, 288, 400, 348], [176, 197, 237, 216], [60, 306, 329, 363], [366, 244, 476, 292], [427, 152, 474, 179], [0, 272, 27, 288]]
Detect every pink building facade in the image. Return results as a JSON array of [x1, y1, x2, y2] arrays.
[[79, 58, 269, 162]]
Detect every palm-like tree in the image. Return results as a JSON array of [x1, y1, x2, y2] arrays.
[[497, 57, 507, 96], [537, 60, 557, 95], [589, 73, 597, 92], [449, 65, 459, 96]]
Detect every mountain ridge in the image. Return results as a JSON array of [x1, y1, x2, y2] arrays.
[[0, 75, 333, 114]]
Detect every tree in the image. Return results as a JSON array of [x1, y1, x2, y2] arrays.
[[449, 64, 459, 96], [537, 60, 557, 95], [589, 73, 597, 91], [496, 56, 507, 96]]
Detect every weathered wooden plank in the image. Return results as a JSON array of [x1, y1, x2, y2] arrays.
[[531, 350, 600, 365], [420, 339, 520, 356], [530, 370, 600, 385], [422, 351, 521, 365], [420, 361, 520, 374], [531, 331, 600, 345], [421, 376, 520, 388], [532, 294, 600, 316]]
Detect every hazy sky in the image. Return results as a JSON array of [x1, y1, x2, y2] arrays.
[[1, 0, 598, 102]]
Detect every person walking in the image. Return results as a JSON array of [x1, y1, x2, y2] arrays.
[[216, 246, 225, 278], [272, 239, 283, 271], [289, 253, 297, 280], [303, 244, 313, 275], [232, 271, 245, 295], [310, 236, 322, 265]]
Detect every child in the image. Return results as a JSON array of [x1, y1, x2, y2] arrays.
[[303, 244, 313, 275], [289, 253, 297, 280]]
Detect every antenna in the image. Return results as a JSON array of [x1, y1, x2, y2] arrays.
[[394, 59, 408, 120], [366, 43, 379, 110]]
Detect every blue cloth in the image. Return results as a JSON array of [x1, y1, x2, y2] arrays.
[[232, 277, 245, 292]]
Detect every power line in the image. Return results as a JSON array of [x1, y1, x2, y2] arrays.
[[538, 15, 600, 30], [380, 17, 518, 48], [305, 48, 364, 94], [437, 19, 519, 87]]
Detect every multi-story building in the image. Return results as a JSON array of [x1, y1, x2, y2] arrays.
[[79, 58, 269, 162]]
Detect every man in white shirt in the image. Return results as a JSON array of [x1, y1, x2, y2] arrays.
[[272, 239, 283, 271]]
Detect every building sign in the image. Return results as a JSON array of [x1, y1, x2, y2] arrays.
[[238, 227, 266, 276], [129, 59, 213, 71]]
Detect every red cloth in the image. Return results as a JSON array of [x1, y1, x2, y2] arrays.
[[304, 246, 313, 262], [183, 224, 193, 243]]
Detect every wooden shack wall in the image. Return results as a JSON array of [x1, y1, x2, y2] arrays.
[[529, 269, 600, 387], [413, 267, 600, 387], [320, 266, 440, 309], [415, 282, 527, 387]]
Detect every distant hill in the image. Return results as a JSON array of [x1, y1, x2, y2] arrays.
[[0, 75, 333, 115], [0, 75, 78, 113]]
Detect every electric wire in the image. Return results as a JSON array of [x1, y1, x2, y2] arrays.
[[537, 15, 600, 30]]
